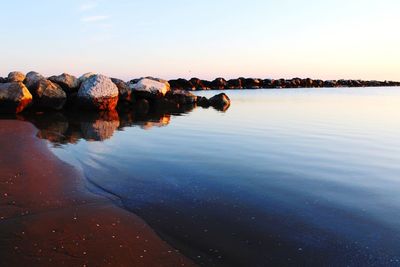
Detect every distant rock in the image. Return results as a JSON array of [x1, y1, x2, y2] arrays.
[[243, 78, 262, 89], [209, 93, 231, 111], [169, 79, 194, 90], [0, 82, 33, 113], [166, 90, 197, 105], [30, 79, 67, 110], [196, 96, 210, 107], [24, 71, 45, 90], [129, 78, 170, 100], [8, 71, 26, 83], [227, 78, 243, 89], [78, 74, 119, 110], [0, 77, 7, 83], [210, 78, 227, 89], [111, 78, 132, 103], [49, 73, 80, 93]]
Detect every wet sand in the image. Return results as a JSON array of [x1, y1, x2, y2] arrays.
[[0, 120, 195, 267]]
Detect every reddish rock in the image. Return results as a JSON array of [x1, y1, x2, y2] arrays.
[[0, 82, 32, 113]]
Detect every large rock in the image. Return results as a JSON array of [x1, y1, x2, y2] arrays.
[[165, 90, 197, 105], [209, 93, 231, 111], [78, 74, 119, 110], [78, 72, 96, 84], [227, 78, 243, 89], [129, 78, 170, 100], [0, 77, 7, 83], [49, 73, 80, 93], [0, 82, 33, 113], [8, 71, 26, 83], [30, 79, 67, 110], [24, 71, 45, 90], [111, 78, 132, 103]]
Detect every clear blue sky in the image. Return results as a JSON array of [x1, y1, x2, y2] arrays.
[[1, 0, 399, 81]]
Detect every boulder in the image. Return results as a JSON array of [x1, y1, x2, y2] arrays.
[[227, 79, 243, 89], [30, 79, 67, 110], [0, 82, 33, 113], [209, 93, 231, 111], [78, 72, 96, 84], [243, 78, 262, 89], [262, 79, 273, 88], [111, 78, 132, 103], [129, 78, 170, 100], [77, 74, 119, 110], [166, 90, 197, 105], [49, 73, 80, 93], [210, 78, 227, 89], [169, 79, 194, 90], [196, 96, 210, 107], [0, 77, 7, 83], [189, 78, 207, 90], [8, 71, 26, 83], [24, 71, 45, 90]]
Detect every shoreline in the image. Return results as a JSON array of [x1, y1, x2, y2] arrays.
[[0, 120, 195, 267]]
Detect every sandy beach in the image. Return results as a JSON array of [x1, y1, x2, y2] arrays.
[[0, 120, 195, 267]]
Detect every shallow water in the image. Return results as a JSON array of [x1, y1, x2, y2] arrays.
[[28, 88, 400, 266]]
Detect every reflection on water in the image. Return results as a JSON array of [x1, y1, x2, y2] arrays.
[[8, 103, 208, 145], [5, 88, 400, 266]]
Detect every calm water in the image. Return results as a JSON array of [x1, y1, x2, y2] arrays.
[[29, 88, 400, 266]]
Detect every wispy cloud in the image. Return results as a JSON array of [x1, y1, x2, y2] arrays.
[[81, 15, 111, 23], [79, 2, 98, 12]]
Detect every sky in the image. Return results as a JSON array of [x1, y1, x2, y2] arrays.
[[0, 0, 399, 81]]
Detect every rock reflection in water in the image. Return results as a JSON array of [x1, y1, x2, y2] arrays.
[[11, 103, 203, 145]]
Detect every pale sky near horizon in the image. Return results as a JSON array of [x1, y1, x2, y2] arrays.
[[0, 0, 399, 81]]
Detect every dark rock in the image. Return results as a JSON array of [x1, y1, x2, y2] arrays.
[[243, 78, 262, 89], [8, 71, 26, 83], [0, 77, 7, 83], [31, 79, 67, 110], [49, 73, 80, 93], [169, 79, 194, 90], [190, 78, 208, 90], [210, 78, 227, 89], [111, 78, 132, 103], [77, 74, 119, 111], [24, 71, 46, 90], [134, 99, 150, 114], [166, 90, 197, 105], [197, 96, 210, 107], [227, 79, 243, 89], [262, 79, 273, 88], [0, 82, 33, 113], [209, 93, 231, 111]]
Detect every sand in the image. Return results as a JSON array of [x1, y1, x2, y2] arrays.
[[0, 120, 195, 267]]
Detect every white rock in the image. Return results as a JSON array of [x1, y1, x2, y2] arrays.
[[129, 78, 170, 96], [78, 74, 118, 99], [78, 72, 96, 84]]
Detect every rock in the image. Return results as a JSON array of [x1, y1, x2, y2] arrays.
[[134, 99, 150, 114], [189, 78, 208, 90], [30, 79, 67, 110], [24, 71, 45, 90], [8, 71, 26, 83], [78, 74, 119, 110], [197, 96, 210, 107], [111, 78, 132, 103], [262, 79, 273, 88], [166, 90, 197, 105], [0, 82, 33, 113], [169, 79, 194, 90], [210, 78, 227, 89], [209, 93, 231, 111], [129, 78, 170, 100], [78, 72, 96, 84], [0, 77, 7, 83], [49, 73, 80, 93], [243, 78, 262, 89], [227, 79, 243, 89]]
